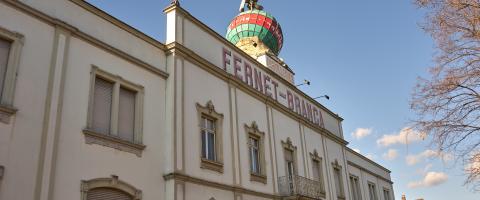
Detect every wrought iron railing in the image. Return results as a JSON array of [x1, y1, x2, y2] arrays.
[[278, 175, 326, 199]]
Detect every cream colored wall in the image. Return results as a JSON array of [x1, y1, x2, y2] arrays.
[[303, 126, 332, 199], [0, 3, 55, 200], [19, 0, 166, 72], [185, 182, 235, 200], [271, 109, 304, 177], [346, 150, 391, 181], [51, 36, 167, 200], [235, 90, 273, 193], [183, 60, 234, 184], [324, 138, 351, 200]]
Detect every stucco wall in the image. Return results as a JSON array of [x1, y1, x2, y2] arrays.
[[0, 3, 55, 200]]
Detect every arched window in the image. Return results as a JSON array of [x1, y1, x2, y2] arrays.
[[81, 176, 142, 200]]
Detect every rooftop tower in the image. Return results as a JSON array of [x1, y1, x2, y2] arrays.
[[226, 0, 284, 58], [226, 0, 294, 84]]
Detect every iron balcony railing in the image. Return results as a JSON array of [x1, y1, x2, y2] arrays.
[[278, 175, 326, 199]]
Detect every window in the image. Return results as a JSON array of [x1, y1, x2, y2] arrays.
[[282, 138, 297, 194], [0, 38, 11, 99], [197, 101, 224, 173], [368, 182, 378, 200], [350, 175, 362, 200], [310, 150, 325, 195], [332, 160, 345, 200], [245, 121, 266, 183], [383, 188, 391, 200], [87, 188, 132, 200], [201, 116, 216, 161], [0, 27, 24, 124], [84, 66, 145, 157], [81, 176, 142, 200], [249, 136, 260, 174]]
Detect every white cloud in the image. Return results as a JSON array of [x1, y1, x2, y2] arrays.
[[406, 150, 453, 166], [408, 172, 448, 188], [377, 127, 423, 147], [352, 128, 372, 140], [366, 154, 376, 160], [353, 148, 361, 153], [383, 149, 399, 161]]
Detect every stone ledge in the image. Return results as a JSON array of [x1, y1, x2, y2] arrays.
[[0, 104, 17, 124], [83, 129, 146, 157]]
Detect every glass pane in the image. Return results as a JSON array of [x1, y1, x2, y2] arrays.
[[284, 149, 293, 161], [92, 78, 113, 134], [251, 148, 260, 173], [312, 160, 320, 181], [0, 39, 11, 98], [207, 132, 215, 160], [118, 87, 136, 142], [207, 118, 215, 130]]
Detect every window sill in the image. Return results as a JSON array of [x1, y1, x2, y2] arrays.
[[83, 129, 146, 157], [337, 196, 346, 200], [0, 104, 17, 124], [200, 158, 224, 173], [250, 173, 267, 184]]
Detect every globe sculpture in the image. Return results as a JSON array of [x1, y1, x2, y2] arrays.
[[226, 9, 284, 56]]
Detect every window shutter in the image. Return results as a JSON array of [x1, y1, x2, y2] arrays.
[[0, 39, 11, 97], [87, 188, 133, 200], [118, 87, 136, 142], [92, 78, 113, 134]]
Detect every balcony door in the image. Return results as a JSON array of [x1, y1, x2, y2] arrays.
[[284, 149, 296, 193]]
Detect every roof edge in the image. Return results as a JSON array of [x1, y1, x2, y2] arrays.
[[69, 0, 166, 50]]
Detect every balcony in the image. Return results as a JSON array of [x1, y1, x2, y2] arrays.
[[278, 175, 326, 200]]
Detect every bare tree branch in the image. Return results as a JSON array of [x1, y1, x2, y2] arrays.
[[413, 0, 480, 191]]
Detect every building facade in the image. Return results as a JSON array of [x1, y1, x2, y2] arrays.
[[0, 0, 394, 200]]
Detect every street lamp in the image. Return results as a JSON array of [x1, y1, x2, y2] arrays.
[[313, 95, 330, 100], [296, 79, 311, 87]]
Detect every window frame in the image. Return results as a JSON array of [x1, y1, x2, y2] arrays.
[[310, 150, 326, 196], [382, 188, 390, 200], [81, 175, 142, 200], [245, 121, 267, 184], [349, 174, 362, 200], [282, 137, 298, 178], [83, 66, 145, 157], [332, 160, 345, 200], [0, 26, 24, 124], [368, 182, 378, 200], [196, 100, 224, 173]]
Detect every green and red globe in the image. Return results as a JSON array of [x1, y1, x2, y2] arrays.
[[226, 9, 283, 55]]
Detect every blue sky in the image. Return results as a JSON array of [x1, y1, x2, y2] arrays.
[[87, 0, 478, 199]]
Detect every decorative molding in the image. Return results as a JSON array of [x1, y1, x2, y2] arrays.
[[309, 149, 322, 161], [83, 129, 146, 157], [332, 159, 342, 169], [0, 104, 17, 124], [250, 173, 267, 184], [281, 137, 297, 151], [196, 100, 224, 172], [200, 158, 224, 173], [81, 175, 142, 200], [245, 121, 267, 183]]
